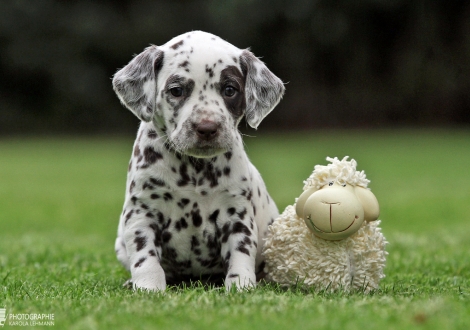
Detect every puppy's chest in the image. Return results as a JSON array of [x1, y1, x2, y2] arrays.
[[151, 192, 226, 276], [130, 150, 251, 275]]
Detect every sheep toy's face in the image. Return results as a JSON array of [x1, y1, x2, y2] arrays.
[[295, 182, 380, 240]]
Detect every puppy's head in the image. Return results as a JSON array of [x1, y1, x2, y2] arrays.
[[113, 31, 285, 158]]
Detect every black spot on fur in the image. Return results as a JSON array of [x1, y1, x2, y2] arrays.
[[208, 210, 219, 223], [147, 129, 158, 139], [178, 60, 189, 68], [237, 208, 247, 220], [157, 212, 165, 224], [177, 163, 191, 186], [143, 146, 163, 165], [170, 40, 184, 50], [221, 222, 231, 243], [150, 223, 162, 248], [134, 234, 147, 252], [129, 180, 136, 193], [191, 209, 203, 227], [236, 245, 250, 256], [223, 251, 231, 273], [150, 178, 166, 186], [177, 198, 190, 209], [246, 190, 252, 201], [227, 207, 236, 216], [125, 210, 134, 225], [134, 257, 147, 268], [223, 152, 232, 161], [189, 157, 205, 173], [162, 231, 172, 243], [232, 222, 251, 236], [191, 235, 200, 250], [223, 167, 231, 176], [203, 162, 219, 187], [163, 193, 173, 201], [150, 194, 160, 199], [175, 217, 188, 231], [242, 236, 251, 245], [205, 64, 214, 78]]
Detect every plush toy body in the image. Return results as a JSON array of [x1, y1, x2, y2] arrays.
[[263, 157, 387, 291]]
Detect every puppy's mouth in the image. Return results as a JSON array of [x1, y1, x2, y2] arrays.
[[169, 120, 230, 158], [185, 145, 227, 158]]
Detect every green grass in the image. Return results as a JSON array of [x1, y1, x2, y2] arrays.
[[0, 129, 469, 329]]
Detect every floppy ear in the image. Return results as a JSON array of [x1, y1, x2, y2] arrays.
[[112, 46, 164, 122], [240, 50, 285, 129], [354, 187, 380, 221]]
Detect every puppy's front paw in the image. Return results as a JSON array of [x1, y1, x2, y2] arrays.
[[133, 276, 166, 292], [225, 273, 256, 291], [132, 262, 167, 292]]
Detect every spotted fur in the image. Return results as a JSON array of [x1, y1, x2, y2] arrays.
[[113, 31, 284, 291]]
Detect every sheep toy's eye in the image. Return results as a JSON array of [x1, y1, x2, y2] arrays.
[[341, 183, 347, 187], [328, 181, 334, 186]]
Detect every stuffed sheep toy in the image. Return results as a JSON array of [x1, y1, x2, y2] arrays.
[[263, 157, 387, 291]]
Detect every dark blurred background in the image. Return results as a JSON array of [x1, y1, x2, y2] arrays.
[[1, 0, 469, 135]]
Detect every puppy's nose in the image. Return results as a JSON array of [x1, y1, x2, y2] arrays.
[[195, 120, 219, 141]]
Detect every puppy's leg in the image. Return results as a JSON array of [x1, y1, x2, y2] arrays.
[[124, 217, 166, 291], [115, 235, 130, 271], [221, 211, 258, 291]]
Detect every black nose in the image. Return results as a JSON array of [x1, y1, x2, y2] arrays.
[[195, 121, 219, 141]]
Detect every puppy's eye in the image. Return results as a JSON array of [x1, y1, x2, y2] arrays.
[[328, 181, 334, 186], [223, 86, 237, 97], [170, 87, 183, 97]]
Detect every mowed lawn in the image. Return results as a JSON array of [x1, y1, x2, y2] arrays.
[[0, 129, 469, 329]]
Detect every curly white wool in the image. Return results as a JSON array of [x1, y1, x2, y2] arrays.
[[303, 156, 370, 190], [263, 157, 388, 291], [263, 206, 387, 291]]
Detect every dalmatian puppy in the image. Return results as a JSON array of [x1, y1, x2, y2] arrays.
[[112, 31, 285, 291]]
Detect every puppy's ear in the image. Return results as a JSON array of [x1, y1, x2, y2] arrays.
[[113, 46, 164, 122], [240, 50, 285, 129]]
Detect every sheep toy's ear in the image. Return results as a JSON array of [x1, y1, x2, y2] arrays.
[[354, 187, 380, 221], [295, 187, 319, 219]]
